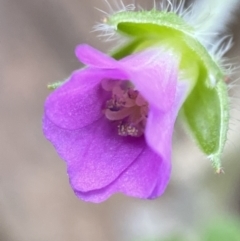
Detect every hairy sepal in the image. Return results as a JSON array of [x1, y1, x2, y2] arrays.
[[182, 74, 229, 172], [109, 11, 223, 87], [108, 10, 229, 170]]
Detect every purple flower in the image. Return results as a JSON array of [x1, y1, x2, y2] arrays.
[[43, 44, 188, 202]]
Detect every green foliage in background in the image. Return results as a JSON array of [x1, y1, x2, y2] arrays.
[[203, 218, 240, 241], [137, 217, 240, 241]]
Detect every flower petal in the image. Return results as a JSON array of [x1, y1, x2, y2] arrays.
[[43, 45, 186, 203], [73, 147, 171, 203], [75, 45, 179, 112], [145, 82, 188, 163], [120, 48, 179, 111], [45, 68, 127, 130], [75, 44, 119, 68], [43, 115, 147, 192]]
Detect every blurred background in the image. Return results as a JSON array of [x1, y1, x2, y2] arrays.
[[1, 0, 240, 241]]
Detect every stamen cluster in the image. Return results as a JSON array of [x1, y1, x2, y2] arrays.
[[102, 79, 148, 137]]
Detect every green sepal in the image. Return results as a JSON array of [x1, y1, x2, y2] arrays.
[[112, 38, 145, 60], [108, 11, 223, 88], [108, 11, 194, 35], [107, 10, 230, 170], [182, 76, 229, 172]]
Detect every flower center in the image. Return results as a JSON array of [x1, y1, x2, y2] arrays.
[[102, 79, 149, 137]]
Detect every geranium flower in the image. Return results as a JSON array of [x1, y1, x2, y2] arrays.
[[43, 44, 188, 202]]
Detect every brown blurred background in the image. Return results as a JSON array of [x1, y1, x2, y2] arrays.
[[0, 1, 240, 241]]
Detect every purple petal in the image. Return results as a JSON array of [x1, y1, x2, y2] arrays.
[[145, 82, 188, 162], [43, 115, 148, 192], [75, 45, 179, 112], [73, 147, 171, 203], [43, 45, 186, 203], [120, 48, 179, 111], [75, 44, 119, 68], [45, 68, 127, 130]]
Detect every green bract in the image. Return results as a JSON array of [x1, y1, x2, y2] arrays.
[[107, 10, 229, 172]]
